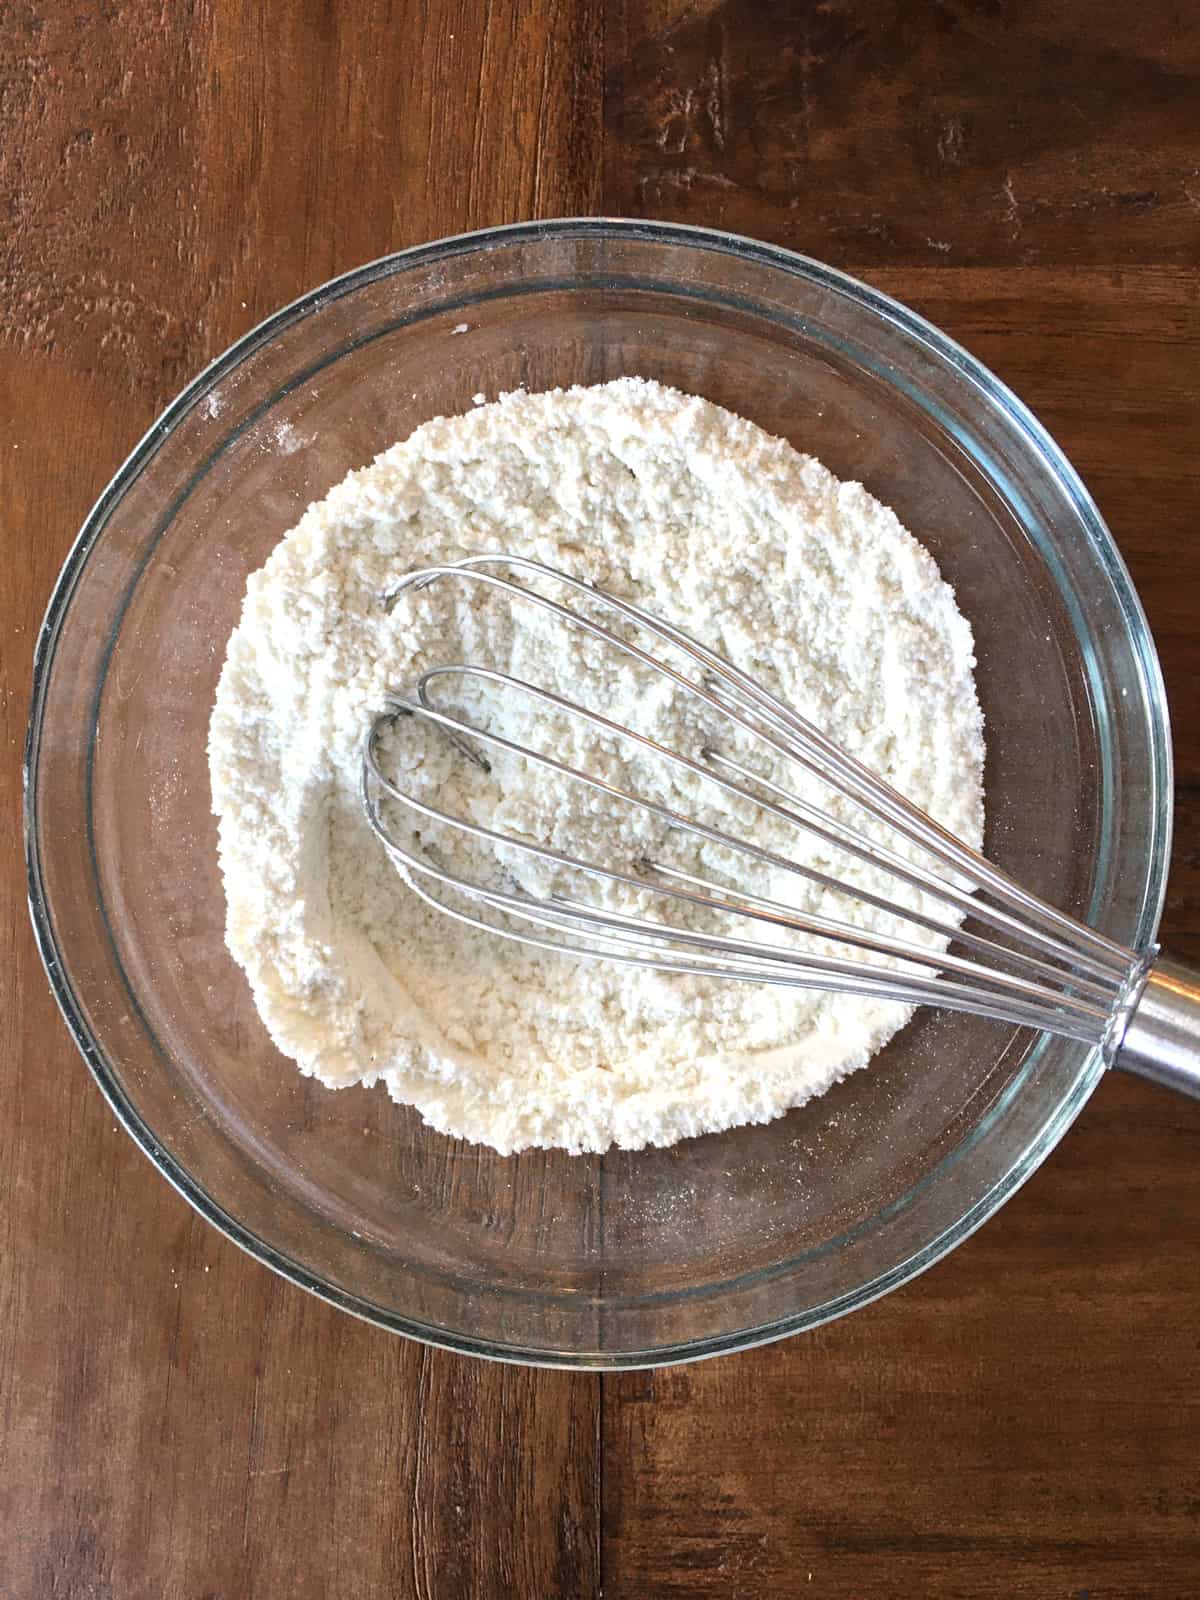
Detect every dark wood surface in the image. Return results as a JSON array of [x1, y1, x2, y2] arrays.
[[2, 3, 1198, 1595]]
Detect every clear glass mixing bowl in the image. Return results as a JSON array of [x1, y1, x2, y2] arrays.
[[25, 220, 1172, 1366]]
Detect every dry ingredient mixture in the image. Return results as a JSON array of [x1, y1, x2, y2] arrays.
[[209, 378, 984, 1154]]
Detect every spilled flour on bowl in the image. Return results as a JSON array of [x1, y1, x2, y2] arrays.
[[209, 379, 984, 1153]]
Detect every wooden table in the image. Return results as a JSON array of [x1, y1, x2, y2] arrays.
[[3, 3, 1198, 1595]]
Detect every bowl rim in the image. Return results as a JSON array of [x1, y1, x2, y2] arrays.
[[24, 216, 1174, 1367]]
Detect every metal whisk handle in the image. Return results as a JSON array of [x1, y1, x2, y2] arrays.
[[1114, 956, 1200, 1099]]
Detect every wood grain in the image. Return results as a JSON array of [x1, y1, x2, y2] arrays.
[[602, 797, 1200, 1597], [3, 1, 1200, 1597], [863, 265, 1200, 782], [601, 4, 1200, 1595], [1, 3, 601, 1598], [605, 0, 1200, 268]]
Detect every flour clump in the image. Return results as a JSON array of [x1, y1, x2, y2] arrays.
[[209, 378, 984, 1154]]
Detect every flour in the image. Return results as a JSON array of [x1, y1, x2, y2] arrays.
[[209, 378, 984, 1154]]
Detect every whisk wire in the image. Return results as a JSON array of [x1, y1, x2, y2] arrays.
[[396, 666, 1118, 1011], [367, 554, 1139, 1047]]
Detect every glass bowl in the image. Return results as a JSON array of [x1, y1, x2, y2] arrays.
[[25, 220, 1172, 1366]]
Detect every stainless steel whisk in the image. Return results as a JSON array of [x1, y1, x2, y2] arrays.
[[362, 554, 1200, 1098]]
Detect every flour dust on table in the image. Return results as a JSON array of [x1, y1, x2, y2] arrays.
[[209, 379, 985, 1154]]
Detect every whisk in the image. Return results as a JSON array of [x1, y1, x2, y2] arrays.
[[361, 554, 1200, 1098]]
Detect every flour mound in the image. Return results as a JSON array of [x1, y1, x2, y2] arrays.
[[208, 379, 984, 1154]]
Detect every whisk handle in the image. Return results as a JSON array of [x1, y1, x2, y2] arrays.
[[1112, 956, 1200, 1099]]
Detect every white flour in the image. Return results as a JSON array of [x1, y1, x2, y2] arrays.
[[209, 379, 984, 1154]]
